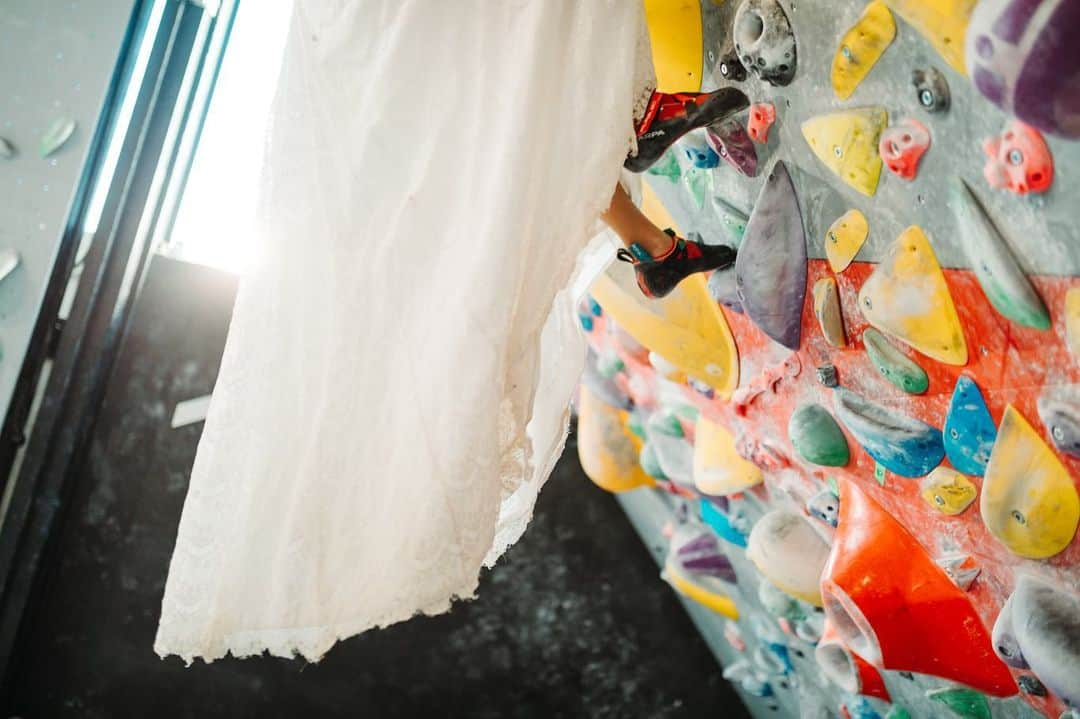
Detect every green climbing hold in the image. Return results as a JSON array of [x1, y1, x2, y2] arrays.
[[925, 687, 991, 719], [885, 707, 912, 719], [863, 328, 929, 394], [646, 150, 682, 182], [651, 411, 685, 438], [627, 411, 647, 440], [639, 443, 667, 479], [596, 351, 625, 379], [788, 404, 850, 467], [683, 166, 711, 209]]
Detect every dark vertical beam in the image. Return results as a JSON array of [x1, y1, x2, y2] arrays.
[[0, 0, 207, 697]]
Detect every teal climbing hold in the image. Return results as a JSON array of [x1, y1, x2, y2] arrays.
[[788, 404, 850, 467], [884, 707, 912, 719], [863, 328, 929, 394], [925, 687, 991, 719], [952, 178, 1050, 330], [943, 375, 997, 477], [639, 443, 666, 479], [684, 166, 711, 209], [646, 150, 681, 182]]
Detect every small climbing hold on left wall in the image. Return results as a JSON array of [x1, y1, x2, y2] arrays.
[[925, 687, 991, 719], [813, 276, 847, 348], [862, 328, 929, 395], [920, 466, 977, 516], [39, 117, 76, 158], [824, 209, 869, 273], [789, 403, 850, 468], [705, 117, 758, 177]]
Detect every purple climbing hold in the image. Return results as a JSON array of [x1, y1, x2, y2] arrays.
[[734, 160, 806, 350], [706, 117, 759, 177], [966, 0, 1080, 138]]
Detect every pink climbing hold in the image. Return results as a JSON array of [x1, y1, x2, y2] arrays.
[[878, 118, 930, 181], [982, 120, 1054, 195], [747, 102, 776, 144]]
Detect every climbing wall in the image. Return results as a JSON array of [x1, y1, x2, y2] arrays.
[[577, 1, 1080, 718]]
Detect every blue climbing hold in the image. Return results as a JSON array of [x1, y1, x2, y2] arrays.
[[701, 498, 748, 547], [833, 388, 944, 478], [944, 375, 997, 477], [586, 294, 603, 317], [683, 137, 720, 169]]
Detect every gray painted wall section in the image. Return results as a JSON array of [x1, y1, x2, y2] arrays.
[[0, 0, 137, 422]]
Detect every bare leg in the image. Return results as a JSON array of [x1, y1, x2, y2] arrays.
[[600, 183, 675, 258]]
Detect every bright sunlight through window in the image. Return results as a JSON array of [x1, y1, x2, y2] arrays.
[[165, 1, 292, 274]]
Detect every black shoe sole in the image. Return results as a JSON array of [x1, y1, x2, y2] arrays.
[[625, 87, 750, 173]]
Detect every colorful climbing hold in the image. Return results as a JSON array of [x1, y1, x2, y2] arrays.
[[747, 510, 830, 606], [711, 195, 750, 245], [705, 117, 758, 177], [878, 118, 930, 181], [701, 498, 750, 548], [952, 178, 1050, 330], [912, 67, 950, 113], [981, 405, 1080, 559], [943, 375, 996, 477], [813, 277, 847, 348], [858, 226, 968, 365], [832, 387, 944, 477], [789, 403, 850, 467], [883, 0, 974, 75], [831, 1, 896, 100], [747, 102, 776, 144], [735, 160, 807, 350], [925, 687, 991, 719], [39, 117, 76, 158], [1037, 395, 1080, 459], [825, 209, 869, 273], [646, 150, 682, 182], [664, 524, 740, 618], [982, 120, 1054, 195], [966, 0, 1080, 139], [807, 489, 841, 528], [920, 466, 977, 515], [993, 575, 1080, 706], [862, 328, 929, 394], [683, 166, 711, 208], [576, 385, 654, 493], [1067, 287, 1080, 359], [693, 415, 764, 496], [802, 107, 888, 197], [682, 136, 720, 169], [733, 0, 797, 86]]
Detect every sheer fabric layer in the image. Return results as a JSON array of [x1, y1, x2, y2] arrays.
[[156, 0, 652, 663]]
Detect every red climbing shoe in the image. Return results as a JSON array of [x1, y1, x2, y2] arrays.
[[626, 87, 750, 173], [617, 231, 736, 299]]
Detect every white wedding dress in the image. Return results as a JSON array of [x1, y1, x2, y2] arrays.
[[156, 0, 655, 662]]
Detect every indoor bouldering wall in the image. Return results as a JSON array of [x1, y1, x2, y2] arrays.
[[578, 1, 1080, 718]]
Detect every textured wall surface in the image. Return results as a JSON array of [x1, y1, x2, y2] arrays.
[[0, 0, 136, 421]]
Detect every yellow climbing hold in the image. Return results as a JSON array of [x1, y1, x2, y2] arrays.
[[884, 0, 975, 75], [832, 2, 897, 100], [813, 276, 847, 348], [693, 415, 764, 496], [858, 226, 968, 365], [644, 0, 703, 92], [981, 405, 1080, 559], [1066, 287, 1080, 359], [576, 384, 655, 493], [825, 209, 870, 272], [920, 466, 977, 515], [664, 563, 740, 618], [591, 184, 739, 397], [802, 107, 888, 197]]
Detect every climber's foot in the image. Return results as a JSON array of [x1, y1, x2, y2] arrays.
[[626, 87, 750, 173], [617, 230, 737, 299]]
